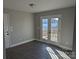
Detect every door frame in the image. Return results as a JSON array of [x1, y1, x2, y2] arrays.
[[3, 13, 10, 48], [40, 15, 62, 43], [40, 16, 50, 40]]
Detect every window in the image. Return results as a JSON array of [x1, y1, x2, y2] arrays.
[[42, 19, 48, 40], [40, 15, 61, 42]]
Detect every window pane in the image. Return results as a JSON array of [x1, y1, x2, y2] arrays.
[[42, 19, 48, 40], [50, 18, 59, 42]]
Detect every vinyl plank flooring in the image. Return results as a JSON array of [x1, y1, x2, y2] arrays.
[[6, 40, 73, 59]]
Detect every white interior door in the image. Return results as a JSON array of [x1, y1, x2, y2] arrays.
[[4, 13, 10, 48]]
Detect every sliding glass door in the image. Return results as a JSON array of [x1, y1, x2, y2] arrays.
[[42, 18, 48, 40], [40, 16, 61, 42], [50, 18, 59, 42]]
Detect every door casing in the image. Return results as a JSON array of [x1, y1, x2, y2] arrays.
[[4, 13, 10, 48], [40, 15, 62, 43]]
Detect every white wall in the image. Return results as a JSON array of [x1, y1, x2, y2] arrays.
[[34, 7, 75, 50], [4, 9, 34, 46]]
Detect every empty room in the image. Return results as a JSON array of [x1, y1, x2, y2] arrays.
[[3, 0, 76, 59]]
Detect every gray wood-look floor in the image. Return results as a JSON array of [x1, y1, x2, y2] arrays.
[[6, 40, 74, 59]]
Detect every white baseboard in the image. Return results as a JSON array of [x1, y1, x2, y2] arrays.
[[58, 44, 72, 50], [9, 39, 35, 48], [37, 39, 72, 50], [8, 39, 72, 50]]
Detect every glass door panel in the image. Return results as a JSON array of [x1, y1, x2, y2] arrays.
[[50, 18, 59, 42], [42, 19, 48, 40]]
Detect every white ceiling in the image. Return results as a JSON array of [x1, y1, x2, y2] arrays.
[[4, 0, 75, 13]]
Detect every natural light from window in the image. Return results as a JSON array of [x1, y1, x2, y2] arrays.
[[46, 47, 71, 59], [56, 49, 71, 59], [46, 47, 59, 59], [50, 18, 59, 42]]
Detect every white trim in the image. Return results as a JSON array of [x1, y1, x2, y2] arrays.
[[58, 44, 72, 50], [4, 13, 10, 49], [9, 39, 35, 48], [7, 38, 72, 50], [37, 39, 72, 50]]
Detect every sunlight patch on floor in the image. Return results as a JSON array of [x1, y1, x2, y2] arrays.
[[46, 47, 59, 59], [56, 49, 71, 59]]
